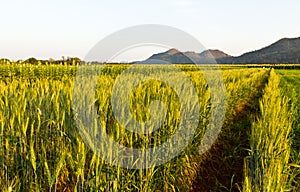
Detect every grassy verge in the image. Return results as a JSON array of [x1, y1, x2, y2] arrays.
[[277, 69, 300, 191], [244, 69, 296, 191]]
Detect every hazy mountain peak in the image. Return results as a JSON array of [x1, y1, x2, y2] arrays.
[[141, 48, 231, 64], [200, 49, 230, 59], [165, 48, 180, 55]]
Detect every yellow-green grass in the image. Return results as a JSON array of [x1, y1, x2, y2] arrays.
[[277, 69, 300, 191], [244, 69, 296, 192], [0, 64, 269, 191]]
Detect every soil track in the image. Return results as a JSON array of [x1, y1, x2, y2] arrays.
[[191, 73, 269, 192]]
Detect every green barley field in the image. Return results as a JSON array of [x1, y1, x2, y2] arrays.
[[0, 63, 299, 191]]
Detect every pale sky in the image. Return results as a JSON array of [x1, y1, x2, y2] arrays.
[[1, 0, 300, 61]]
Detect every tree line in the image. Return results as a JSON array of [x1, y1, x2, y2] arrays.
[[0, 57, 82, 65]]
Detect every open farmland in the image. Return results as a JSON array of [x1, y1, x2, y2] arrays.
[[0, 63, 299, 191]]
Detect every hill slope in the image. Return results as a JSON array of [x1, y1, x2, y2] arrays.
[[138, 37, 300, 64], [219, 37, 300, 64]]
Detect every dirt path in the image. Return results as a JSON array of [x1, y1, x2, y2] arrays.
[[191, 75, 268, 192]]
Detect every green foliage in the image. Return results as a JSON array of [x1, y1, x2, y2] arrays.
[[0, 64, 271, 191], [244, 69, 296, 192], [277, 69, 300, 191]]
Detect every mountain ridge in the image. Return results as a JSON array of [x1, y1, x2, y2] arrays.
[[137, 37, 300, 64]]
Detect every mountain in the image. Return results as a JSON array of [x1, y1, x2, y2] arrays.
[[200, 49, 230, 59], [219, 37, 300, 64], [139, 49, 231, 64], [199, 50, 231, 63], [138, 37, 300, 64]]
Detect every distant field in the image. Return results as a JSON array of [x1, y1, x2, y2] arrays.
[[0, 63, 299, 191], [277, 70, 300, 96]]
